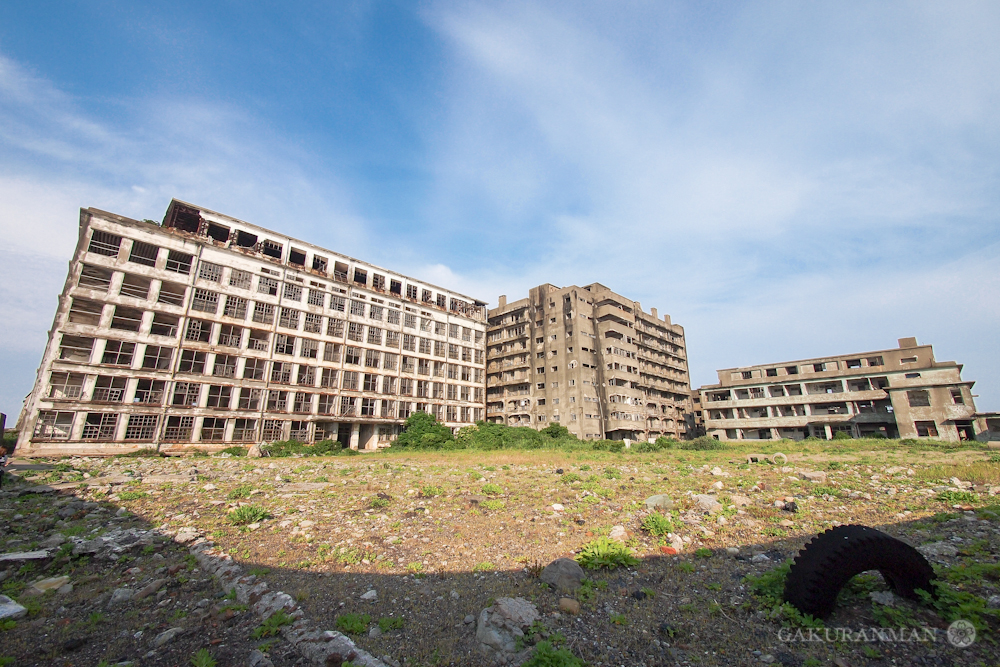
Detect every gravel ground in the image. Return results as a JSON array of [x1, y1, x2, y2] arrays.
[[2, 443, 999, 666]]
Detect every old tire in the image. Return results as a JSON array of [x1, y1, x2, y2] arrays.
[[783, 524, 935, 618]]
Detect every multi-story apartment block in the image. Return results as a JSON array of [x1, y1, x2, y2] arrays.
[[698, 338, 978, 442], [17, 200, 487, 456], [486, 283, 690, 441]]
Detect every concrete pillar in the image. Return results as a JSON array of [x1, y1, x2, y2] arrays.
[[824, 424, 833, 440], [349, 423, 360, 450]]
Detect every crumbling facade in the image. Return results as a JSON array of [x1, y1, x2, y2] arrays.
[[486, 284, 691, 441], [18, 200, 487, 455], [698, 338, 978, 442]]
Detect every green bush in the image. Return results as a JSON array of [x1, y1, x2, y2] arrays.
[[217, 446, 247, 456], [481, 483, 503, 495], [394, 412, 454, 450], [832, 431, 852, 440], [575, 537, 640, 570], [641, 513, 674, 536], [264, 439, 343, 457], [591, 440, 625, 453], [937, 490, 977, 504], [118, 491, 148, 501], [228, 504, 271, 525], [680, 436, 727, 451], [227, 484, 253, 500]]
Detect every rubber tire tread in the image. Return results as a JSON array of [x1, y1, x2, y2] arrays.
[[783, 524, 935, 619]]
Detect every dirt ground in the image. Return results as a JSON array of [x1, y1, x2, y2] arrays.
[[1, 440, 999, 667]]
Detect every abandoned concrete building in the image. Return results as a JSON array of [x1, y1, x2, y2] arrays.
[[486, 284, 691, 442], [17, 200, 488, 456], [698, 338, 979, 442]]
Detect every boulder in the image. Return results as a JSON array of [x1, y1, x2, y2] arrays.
[[692, 494, 723, 514], [248, 442, 265, 458], [476, 597, 540, 659], [0, 595, 27, 620], [558, 598, 580, 614], [540, 558, 585, 592], [802, 471, 827, 483], [609, 525, 627, 540], [730, 494, 752, 507]]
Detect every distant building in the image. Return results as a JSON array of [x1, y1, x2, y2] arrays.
[[17, 200, 487, 456], [486, 283, 691, 441], [698, 338, 979, 442]]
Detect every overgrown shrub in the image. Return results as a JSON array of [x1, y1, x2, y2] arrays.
[[264, 439, 344, 457], [228, 504, 271, 525], [575, 537, 640, 570], [394, 412, 454, 450], [679, 436, 727, 451]]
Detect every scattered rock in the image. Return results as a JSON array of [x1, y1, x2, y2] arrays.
[[0, 550, 50, 563], [551, 503, 565, 512], [782, 502, 798, 513], [249, 649, 275, 667], [726, 547, 740, 556], [29, 575, 70, 594], [475, 597, 540, 660], [361, 589, 378, 601], [643, 494, 674, 510], [710, 467, 724, 476], [39, 534, 66, 549], [692, 494, 723, 514], [173, 527, 199, 544], [540, 558, 585, 592], [751, 554, 771, 564], [558, 598, 580, 614], [731, 494, 752, 507], [247, 443, 264, 458], [987, 595, 1000, 609], [779, 519, 795, 528], [918, 542, 958, 558], [153, 627, 183, 647], [134, 579, 169, 601], [609, 525, 627, 540], [802, 471, 827, 483], [710, 481, 724, 490], [870, 591, 895, 606], [0, 595, 27, 620], [108, 588, 134, 607]]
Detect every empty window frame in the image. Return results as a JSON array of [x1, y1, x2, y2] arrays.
[[78, 264, 114, 291], [329, 295, 346, 312], [232, 419, 257, 441], [119, 274, 152, 300], [283, 283, 303, 301], [327, 317, 345, 337], [372, 274, 386, 291], [312, 255, 328, 273], [289, 248, 307, 267], [68, 298, 104, 326], [198, 261, 223, 282], [390, 279, 402, 295], [238, 388, 262, 410], [261, 240, 283, 259], [34, 411, 74, 439], [342, 371, 359, 390], [297, 365, 316, 385], [258, 276, 279, 295], [157, 281, 187, 306], [185, 319, 213, 343], [367, 326, 383, 345], [101, 341, 135, 366], [279, 307, 300, 329], [163, 415, 194, 440], [353, 269, 367, 285], [349, 300, 365, 316], [48, 372, 85, 399], [345, 346, 362, 365], [92, 376, 127, 402], [270, 362, 292, 384], [178, 350, 206, 374], [110, 306, 144, 332], [218, 325, 243, 347], [914, 421, 938, 437], [951, 388, 965, 405], [165, 250, 193, 274], [200, 417, 227, 441], [347, 322, 364, 342], [867, 356, 884, 366], [293, 392, 313, 413], [133, 379, 165, 404], [262, 419, 285, 440], [363, 374, 379, 392], [274, 334, 296, 355], [191, 288, 219, 313], [323, 342, 341, 363], [88, 230, 123, 257], [247, 330, 270, 352], [907, 390, 931, 407], [369, 305, 384, 321], [124, 414, 158, 440], [307, 289, 325, 307], [82, 412, 119, 439], [60, 335, 95, 362], [206, 385, 233, 408], [223, 295, 248, 319], [340, 396, 356, 416], [213, 354, 238, 377], [303, 312, 322, 333], [150, 313, 179, 337], [299, 338, 319, 359], [320, 369, 338, 388], [365, 349, 381, 368]]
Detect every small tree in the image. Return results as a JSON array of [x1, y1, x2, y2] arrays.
[[540, 422, 571, 439], [394, 412, 453, 450]]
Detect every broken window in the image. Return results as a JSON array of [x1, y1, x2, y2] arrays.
[[49, 372, 85, 399], [88, 230, 122, 257], [289, 248, 306, 267], [435, 321, 446, 335], [119, 274, 152, 300], [258, 276, 279, 295], [271, 362, 293, 384], [212, 354, 238, 377], [297, 365, 316, 386], [365, 349, 380, 368], [299, 338, 318, 359], [363, 374, 379, 392], [34, 411, 74, 439], [386, 309, 400, 326], [418, 359, 431, 375], [353, 269, 367, 285], [122, 414, 158, 441], [345, 346, 361, 365], [60, 335, 95, 362], [246, 330, 269, 353], [914, 421, 938, 437], [163, 415, 194, 440], [312, 255, 328, 273], [448, 343, 459, 360], [327, 318, 344, 337], [206, 385, 233, 408], [342, 371, 359, 390], [339, 396, 356, 416], [307, 289, 325, 307], [293, 392, 313, 413], [390, 279, 402, 295], [185, 319, 213, 343], [846, 359, 862, 369], [110, 306, 144, 332], [165, 251, 193, 274], [141, 345, 173, 370], [401, 356, 415, 373], [220, 295, 246, 320], [349, 300, 365, 316], [866, 356, 884, 366], [333, 262, 349, 282], [262, 420, 285, 440], [198, 261, 223, 282], [951, 388, 965, 405], [399, 378, 413, 395], [279, 307, 300, 329], [229, 269, 252, 290], [329, 295, 346, 312], [402, 334, 416, 351], [178, 350, 206, 374], [418, 338, 431, 354], [372, 274, 386, 291], [252, 302, 275, 325], [133, 379, 165, 404], [436, 294, 446, 308], [233, 419, 257, 441], [101, 341, 135, 366], [191, 288, 219, 313], [282, 283, 301, 302], [907, 390, 931, 407], [243, 358, 267, 380], [92, 376, 127, 402], [369, 305, 384, 321], [303, 312, 322, 333], [82, 413, 119, 439], [238, 388, 262, 410], [348, 322, 364, 342], [78, 264, 114, 291], [274, 334, 296, 355], [383, 353, 397, 371], [261, 240, 283, 259], [68, 298, 104, 326], [900, 356, 917, 364], [157, 281, 186, 307], [785, 366, 798, 375], [200, 417, 227, 441], [386, 331, 400, 348], [367, 326, 383, 345], [320, 369, 338, 388]]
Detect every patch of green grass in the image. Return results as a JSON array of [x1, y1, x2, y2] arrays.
[[118, 490, 148, 501], [228, 504, 271, 525], [609, 612, 627, 625], [369, 495, 391, 509], [936, 490, 978, 504], [521, 640, 587, 667], [0, 620, 15, 632], [227, 484, 253, 499], [744, 560, 824, 628], [378, 616, 405, 632], [421, 485, 443, 497], [190, 648, 217, 667], [677, 562, 695, 573], [575, 537, 640, 570], [335, 612, 371, 635], [481, 483, 503, 495], [641, 512, 674, 536], [474, 561, 496, 572], [251, 610, 293, 639], [603, 467, 621, 480], [762, 526, 787, 538], [694, 547, 713, 559], [560, 473, 582, 484], [480, 499, 506, 511]]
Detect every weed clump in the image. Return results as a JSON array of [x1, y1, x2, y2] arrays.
[[228, 504, 271, 525], [575, 537, 640, 570]]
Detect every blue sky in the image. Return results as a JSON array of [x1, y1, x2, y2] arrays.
[[1, 1, 998, 421]]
